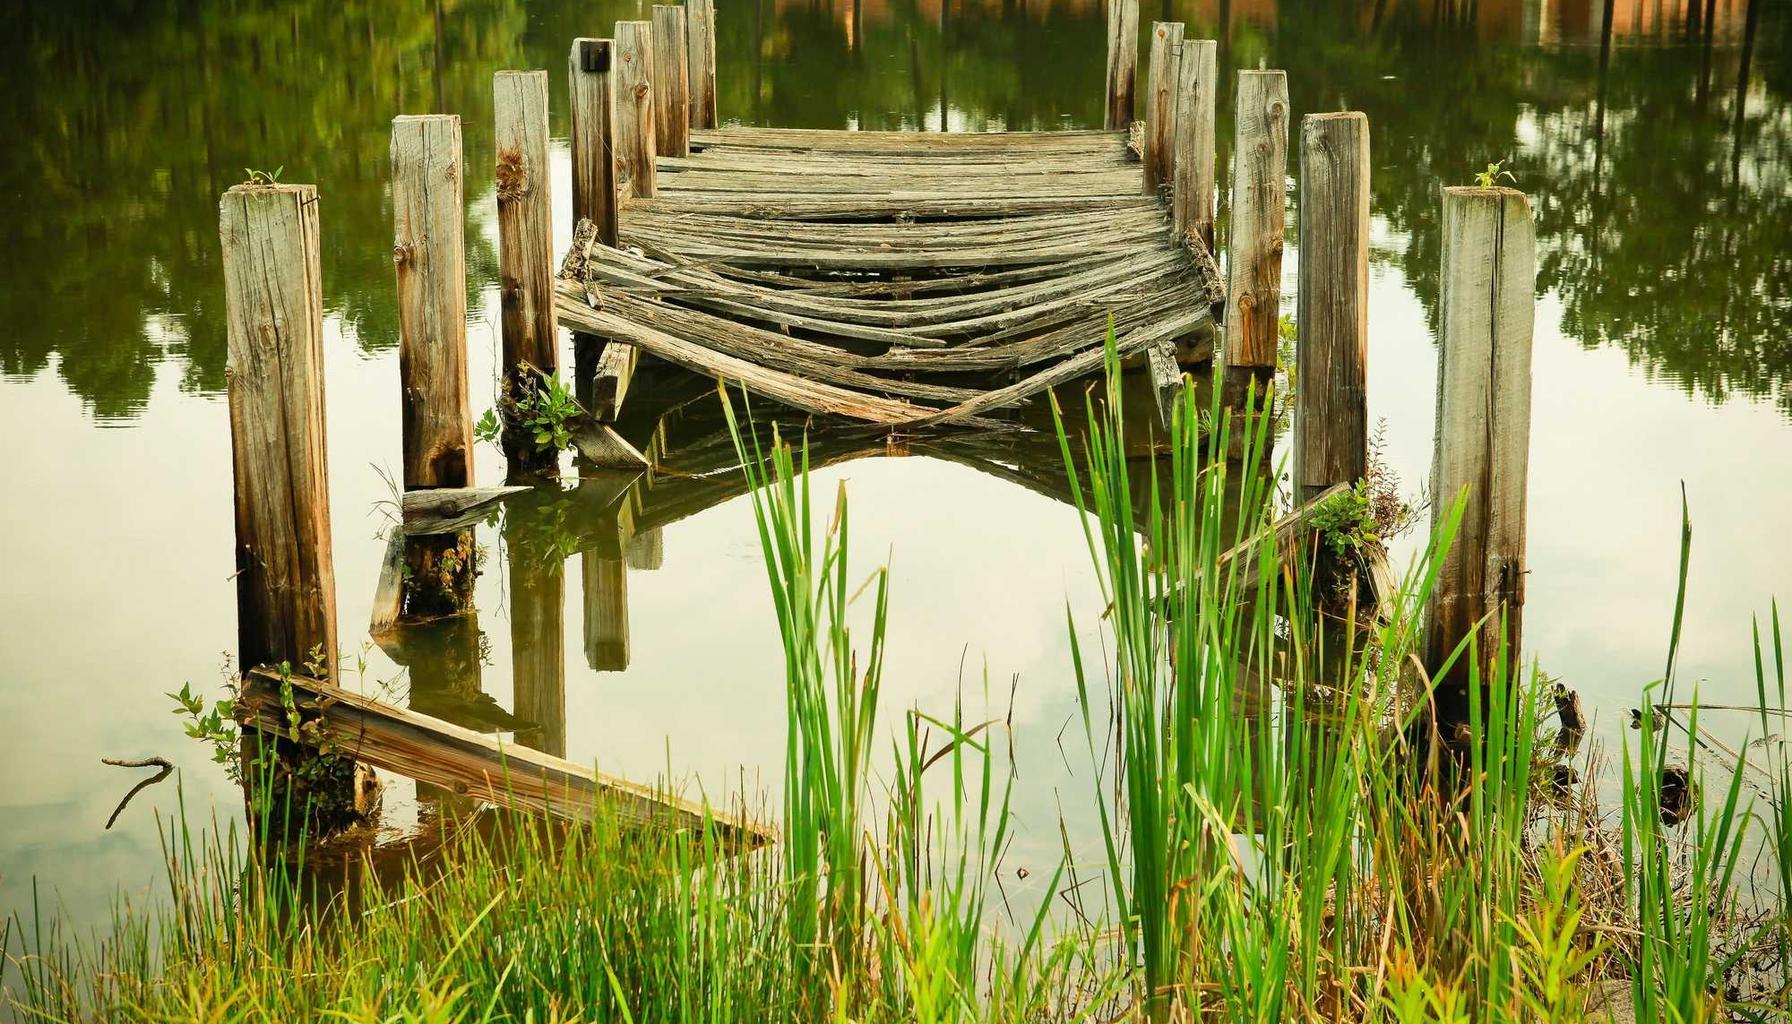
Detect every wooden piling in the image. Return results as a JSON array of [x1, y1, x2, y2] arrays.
[[652, 6, 691, 159], [614, 21, 657, 200], [392, 114, 474, 492], [687, 0, 719, 129], [1293, 112, 1370, 505], [584, 553, 630, 671], [1171, 38, 1218, 252], [1422, 186, 1535, 731], [569, 38, 620, 247], [1222, 69, 1289, 396], [1143, 22, 1183, 197], [1104, 0, 1139, 130], [494, 71, 559, 478], [220, 183, 338, 679]]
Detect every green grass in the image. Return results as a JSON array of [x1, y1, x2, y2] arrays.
[[3, 359, 1786, 1022]]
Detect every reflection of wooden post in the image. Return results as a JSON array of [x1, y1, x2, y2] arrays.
[[569, 38, 620, 247], [1143, 22, 1182, 196], [1222, 70, 1289, 400], [494, 71, 559, 479], [687, 0, 719, 129], [626, 527, 664, 570], [652, 6, 691, 158], [614, 21, 657, 199], [1103, 0, 1138, 129], [509, 548, 568, 758], [1171, 38, 1218, 252], [1294, 112, 1370, 505], [221, 183, 338, 679], [1423, 187, 1535, 732], [393, 115, 477, 615], [583, 553, 630, 671]]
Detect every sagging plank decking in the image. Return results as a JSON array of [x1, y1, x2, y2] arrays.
[[554, 127, 1224, 429]]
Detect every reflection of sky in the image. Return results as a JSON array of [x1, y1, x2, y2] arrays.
[[6, 48, 1792, 955]]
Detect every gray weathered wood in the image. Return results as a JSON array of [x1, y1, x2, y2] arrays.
[[1222, 70, 1289, 390], [370, 531, 406, 636], [1143, 22, 1183, 196], [241, 668, 765, 843], [615, 21, 658, 199], [584, 554, 630, 671], [494, 71, 560, 476], [402, 485, 531, 535], [573, 421, 651, 469], [1104, 0, 1139, 130], [686, 0, 719, 129], [1171, 39, 1218, 252], [569, 38, 621, 246], [591, 339, 638, 422], [1145, 335, 1183, 430], [220, 183, 338, 680], [652, 6, 691, 159], [1294, 112, 1370, 505], [392, 115, 474, 491], [1422, 186, 1535, 729]]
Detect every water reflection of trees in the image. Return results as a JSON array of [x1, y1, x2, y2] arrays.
[[2, 0, 1785, 421]]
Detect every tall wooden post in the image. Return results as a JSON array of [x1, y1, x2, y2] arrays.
[[392, 114, 473, 492], [393, 115, 477, 616], [652, 5, 691, 159], [569, 38, 621, 247], [1294, 112, 1370, 505], [1423, 187, 1535, 732], [1104, 0, 1139, 130], [1171, 39, 1218, 252], [1222, 69, 1289, 399], [494, 71, 560, 479], [220, 183, 338, 680], [1143, 22, 1183, 196], [614, 21, 657, 199], [687, 0, 719, 129]]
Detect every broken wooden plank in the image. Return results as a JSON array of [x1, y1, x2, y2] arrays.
[[402, 486, 531, 535], [241, 667, 767, 845], [591, 341, 639, 422], [573, 421, 651, 468]]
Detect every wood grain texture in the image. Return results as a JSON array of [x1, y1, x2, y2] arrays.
[[495, 71, 560, 476], [1171, 39, 1218, 251], [219, 183, 338, 680], [1144, 22, 1183, 196], [1423, 186, 1535, 724], [583, 553, 629, 671], [686, 0, 718, 129], [1104, 0, 1139, 129], [392, 115, 474, 491], [1294, 112, 1370, 503], [651, 6, 690, 158], [615, 21, 658, 199], [1222, 70, 1289, 380], [591, 339, 638, 422], [569, 38, 620, 246]]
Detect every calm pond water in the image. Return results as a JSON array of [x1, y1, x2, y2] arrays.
[[1, 0, 1789, 944]]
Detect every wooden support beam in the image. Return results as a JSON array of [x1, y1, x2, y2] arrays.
[[652, 5, 691, 159], [1143, 22, 1183, 197], [220, 183, 338, 680], [494, 71, 560, 478], [1104, 0, 1140, 130], [569, 38, 621, 247], [1171, 38, 1218, 252], [392, 115, 474, 492], [1294, 112, 1370, 505], [614, 21, 658, 199], [583, 553, 630, 671], [686, 0, 719, 129], [1222, 69, 1289, 396], [1423, 186, 1535, 731], [241, 668, 766, 844]]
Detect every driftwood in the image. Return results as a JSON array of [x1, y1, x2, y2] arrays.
[[241, 667, 768, 846]]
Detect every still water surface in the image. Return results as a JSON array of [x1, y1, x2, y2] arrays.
[[1, 0, 1789, 938]]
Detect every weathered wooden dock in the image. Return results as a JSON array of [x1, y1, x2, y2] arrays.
[[212, 0, 1539, 840]]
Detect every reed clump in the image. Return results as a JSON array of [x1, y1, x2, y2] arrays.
[[4, 359, 1787, 1022]]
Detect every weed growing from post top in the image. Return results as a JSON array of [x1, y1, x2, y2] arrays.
[[476, 363, 582, 454], [1472, 159, 1516, 187], [240, 166, 285, 186]]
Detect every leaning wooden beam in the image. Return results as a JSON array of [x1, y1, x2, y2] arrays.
[[241, 668, 767, 844], [1104, 0, 1140, 130], [686, 0, 718, 129], [1423, 186, 1535, 731], [1143, 22, 1183, 196], [402, 486, 531, 535], [651, 5, 691, 159], [494, 71, 560, 477]]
